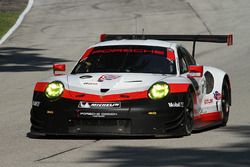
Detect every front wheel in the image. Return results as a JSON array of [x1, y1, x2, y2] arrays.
[[183, 91, 194, 135]]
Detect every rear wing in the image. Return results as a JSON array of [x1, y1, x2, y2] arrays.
[[100, 34, 233, 57]]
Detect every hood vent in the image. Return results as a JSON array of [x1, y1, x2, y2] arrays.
[[100, 89, 110, 93], [79, 75, 93, 79], [125, 80, 142, 83]]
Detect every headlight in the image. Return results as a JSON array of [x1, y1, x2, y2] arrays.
[[148, 82, 169, 100], [45, 81, 64, 99]]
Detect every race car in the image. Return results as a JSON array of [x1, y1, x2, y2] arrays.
[[28, 34, 233, 138]]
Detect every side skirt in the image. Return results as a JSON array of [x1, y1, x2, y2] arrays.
[[193, 111, 222, 130]]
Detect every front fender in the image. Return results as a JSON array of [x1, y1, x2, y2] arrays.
[[201, 66, 230, 113]]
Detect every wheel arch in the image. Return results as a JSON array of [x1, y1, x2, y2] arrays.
[[188, 84, 197, 113], [188, 84, 195, 93]]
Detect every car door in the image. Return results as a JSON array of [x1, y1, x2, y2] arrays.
[[178, 46, 205, 112]]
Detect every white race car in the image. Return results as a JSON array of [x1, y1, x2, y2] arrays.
[[28, 34, 233, 138]]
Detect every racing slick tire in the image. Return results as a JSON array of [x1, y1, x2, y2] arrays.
[[183, 91, 194, 136], [221, 81, 230, 126]]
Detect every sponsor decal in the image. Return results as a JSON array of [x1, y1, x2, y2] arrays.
[[200, 109, 207, 114], [78, 101, 121, 109], [32, 101, 40, 107], [204, 98, 213, 105], [168, 102, 184, 108], [83, 82, 98, 85], [79, 102, 91, 108], [79, 112, 118, 118], [92, 49, 164, 56], [167, 48, 175, 61], [98, 74, 120, 82], [213, 91, 222, 100]]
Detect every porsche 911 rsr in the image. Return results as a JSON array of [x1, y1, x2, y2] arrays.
[[28, 34, 233, 138]]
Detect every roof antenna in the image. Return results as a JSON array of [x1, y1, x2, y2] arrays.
[[142, 28, 145, 39]]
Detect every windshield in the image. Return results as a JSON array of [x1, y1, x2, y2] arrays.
[[72, 45, 176, 74]]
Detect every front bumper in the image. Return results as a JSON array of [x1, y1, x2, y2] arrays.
[[28, 92, 187, 138]]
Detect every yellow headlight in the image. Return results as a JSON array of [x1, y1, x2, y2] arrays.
[[45, 81, 64, 99], [148, 82, 169, 100]]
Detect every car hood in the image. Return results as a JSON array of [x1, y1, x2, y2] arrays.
[[67, 73, 169, 95]]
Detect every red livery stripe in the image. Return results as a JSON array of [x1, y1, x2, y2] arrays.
[[81, 48, 94, 60], [62, 89, 148, 102], [61, 83, 189, 101], [169, 83, 189, 93], [34, 82, 49, 92], [194, 112, 222, 121], [33, 82, 190, 101]]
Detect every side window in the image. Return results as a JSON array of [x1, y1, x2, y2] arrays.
[[177, 48, 188, 74], [180, 57, 188, 73]]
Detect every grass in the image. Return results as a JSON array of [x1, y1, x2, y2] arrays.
[[0, 11, 21, 38]]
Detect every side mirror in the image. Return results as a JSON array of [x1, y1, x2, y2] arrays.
[[188, 65, 203, 78], [53, 64, 66, 76]]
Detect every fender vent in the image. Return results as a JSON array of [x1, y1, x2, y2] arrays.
[[205, 71, 214, 94], [125, 80, 142, 83], [100, 89, 109, 93]]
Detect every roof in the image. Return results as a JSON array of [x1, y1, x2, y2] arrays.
[[91, 39, 177, 49]]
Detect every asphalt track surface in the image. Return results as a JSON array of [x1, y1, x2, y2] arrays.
[[0, 0, 250, 166]]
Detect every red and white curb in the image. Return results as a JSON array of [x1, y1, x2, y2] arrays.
[[0, 0, 34, 45]]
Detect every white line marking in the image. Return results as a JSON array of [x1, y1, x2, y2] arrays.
[[0, 0, 34, 45]]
